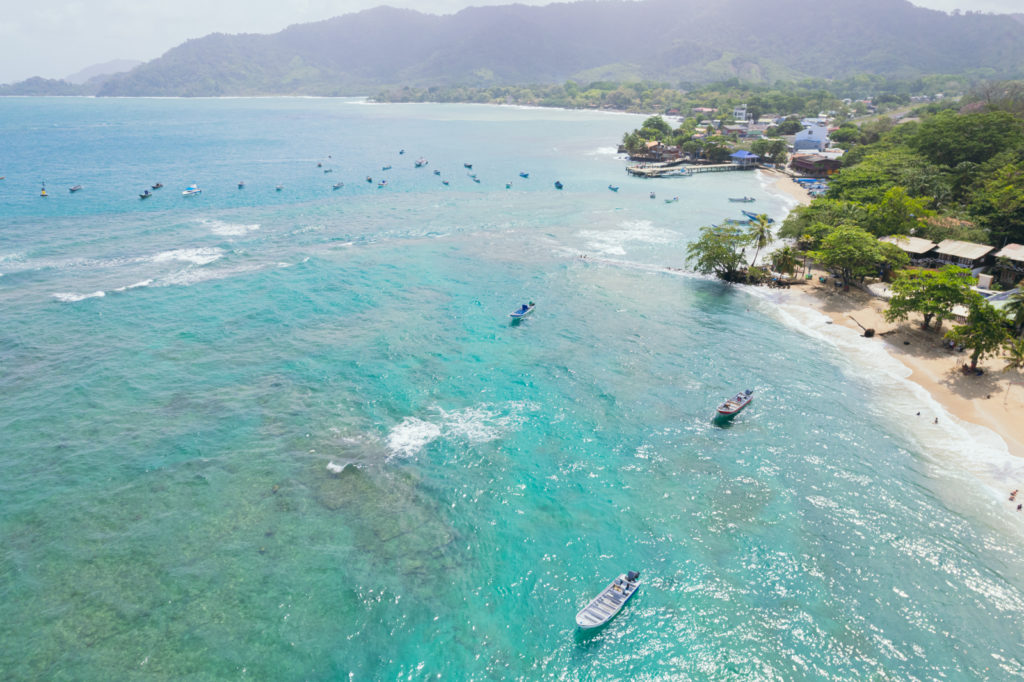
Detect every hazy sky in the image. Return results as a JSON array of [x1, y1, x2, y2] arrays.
[[0, 0, 1020, 84]]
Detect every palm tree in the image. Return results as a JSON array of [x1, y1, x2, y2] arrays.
[[1005, 290, 1024, 336], [746, 214, 774, 268], [770, 245, 799, 277], [1003, 337, 1024, 373]]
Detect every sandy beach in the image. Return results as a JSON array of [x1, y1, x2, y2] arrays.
[[760, 168, 812, 207], [760, 166, 1023, 476], [785, 273, 1024, 460]]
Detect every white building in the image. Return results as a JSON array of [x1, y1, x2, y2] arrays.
[[732, 104, 747, 121], [793, 122, 830, 152]]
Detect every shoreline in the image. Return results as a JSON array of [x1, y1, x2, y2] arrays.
[[784, 272, 1024, 461], [759, 169, 1023, 495]]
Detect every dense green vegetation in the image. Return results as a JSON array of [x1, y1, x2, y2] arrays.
[[780, 84, 1024, 247], [685, 81, 1024, 366], [377, 75, 963, 117]]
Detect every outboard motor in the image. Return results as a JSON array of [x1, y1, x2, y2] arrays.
[[627, 570, 640, 582]]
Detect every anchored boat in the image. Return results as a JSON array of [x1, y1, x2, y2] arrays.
[[716, 389, 753, 417], [182, 184, 201, 196], [509, 302, 535, 319], [576, 571, 640, 629]]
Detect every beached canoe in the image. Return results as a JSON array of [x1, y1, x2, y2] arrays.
[[716, 389, 753, 417], [575, 571, 640, 629]]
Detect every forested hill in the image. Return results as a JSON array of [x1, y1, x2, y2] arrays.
[[84, 0, 1024, 96]]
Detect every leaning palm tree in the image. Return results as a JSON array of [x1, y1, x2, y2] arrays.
[[770, 245, 799, 277], [1005, 290, 1024, 336], [1004, 337, 1024, 373], [746, 214, 774, 268]]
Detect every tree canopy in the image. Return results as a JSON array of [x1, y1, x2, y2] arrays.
[[686, 225, 749, 282], [809, 225, 881, 290], [944, 294, 1010, 370], [883, 265, 975, 331]]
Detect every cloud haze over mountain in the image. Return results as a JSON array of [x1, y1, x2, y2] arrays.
[[1, 0, 1021, 84]]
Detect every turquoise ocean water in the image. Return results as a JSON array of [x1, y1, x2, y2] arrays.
[[1, 98, 1023, 680]]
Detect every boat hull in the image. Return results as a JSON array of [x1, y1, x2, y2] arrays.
[[576, 572, 640, 629], [509, 305, 535, 319], [715, 389, 754, 417]]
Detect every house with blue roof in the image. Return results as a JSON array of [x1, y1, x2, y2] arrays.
[[730, 150, 760, 168]]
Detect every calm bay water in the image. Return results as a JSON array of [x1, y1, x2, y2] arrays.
[[1, 98, 1023, 680]]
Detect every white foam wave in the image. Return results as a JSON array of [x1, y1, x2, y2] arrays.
[[578, 220, 677, 256], [52, 290, 105, 303], [151, 247, 224, 266], [752, 287, 1024, 489], [200, 219, 260, 236], [587, 146, 620, 156], [113, 279, 154, 292], [385, 401, 537, 459], [0, 252, 25, 264], [386, 417, 442, 459]]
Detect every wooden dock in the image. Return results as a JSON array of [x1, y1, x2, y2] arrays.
[[626, 163, 755, 178]]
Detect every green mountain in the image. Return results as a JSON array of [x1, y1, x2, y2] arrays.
[[52, 0, 1024, 96]]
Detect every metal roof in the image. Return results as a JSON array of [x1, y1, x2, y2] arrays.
[[934, 239, 995, 261], [879, 235, 936, 255], [995, 243, 1024, 262]]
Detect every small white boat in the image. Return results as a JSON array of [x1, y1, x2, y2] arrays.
[[68, 185, 83, 193], [576, 571, 640, 629], [716, 389, 753, 417], [332, 182, 344, 190], [415, 158, 428, 167], [728, 196, 756, 203], [275, 185, 283, 191], [509, 302, 535, 319], [182, 184, 201, 196]]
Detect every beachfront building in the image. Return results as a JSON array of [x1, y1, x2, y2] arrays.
[[933, 239, 995, 273], [733, 104, 747, 121], [793, 121, 830, 152], [791, 153, 843, 178], [879, 236, 937, 263], [730, 150, 760, 168], [994, 243, 1024, 284]]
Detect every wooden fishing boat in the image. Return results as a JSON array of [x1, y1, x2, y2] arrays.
[[716, 389, 753, 417], [575, 571, 640, 629]]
